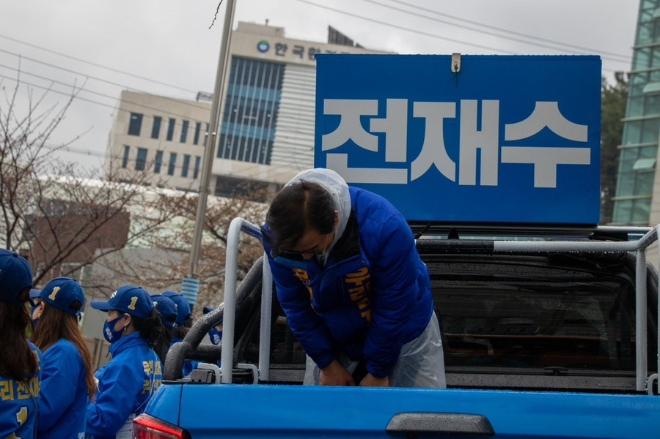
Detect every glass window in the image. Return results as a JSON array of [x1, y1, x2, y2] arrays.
[[167, 118, 176, 141], [645, 94, 660, 116], [122, 146, 130, 168], [194, 122, 202, 145], [652, 47, 660, 69], [135, 147, 148, 171], [640, 145, 658, 158], [180, 120, 189, 144], [622, 120, 642, 145], [152, 116, 162, 139], [641, 117, 660, 143], [168, 153, 177, 176], [194, 156, 201, 179], [182, 154, 191, 178], [615, 171, 635, 197], [634, 48, 651, 71], [628, 96, 644, 118], [613, 199, 633, 223], [128, 113, 143, 136], [634, 170, 655, 195], [154, 150, 163, 174], [632, 198, 652, 224], [638, 22, 653, 45]]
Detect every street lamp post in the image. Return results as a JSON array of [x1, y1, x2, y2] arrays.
[[183, 0, 238, 308]]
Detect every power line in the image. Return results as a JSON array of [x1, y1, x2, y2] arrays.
[[0, 33, 200, 94], [0, 48, 209, 114], [378, 0, 632, 61], [293, 0, 518, 54], [293, 0, 631, 70], [0, 62, 211, 132]]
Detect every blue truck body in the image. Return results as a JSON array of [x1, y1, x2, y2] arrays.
[[138, 222, 660, 439], [146, 384, 660, 438]]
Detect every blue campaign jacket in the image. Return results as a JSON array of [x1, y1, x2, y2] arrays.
[[0, 341, 41, 438], [264, 186, 434, 378], [38, 339, 88, 439], [86, 332, 162, 439]]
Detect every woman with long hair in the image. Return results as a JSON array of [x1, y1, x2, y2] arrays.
[[150, 293, 178, 365], [86, 286, 164, 439], [0, 249, 41, 438], [31, 276, 95, 438]]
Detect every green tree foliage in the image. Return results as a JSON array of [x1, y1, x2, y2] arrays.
[[601, 72, 629, 224]]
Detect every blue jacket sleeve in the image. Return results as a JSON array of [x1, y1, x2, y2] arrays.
[[38, 341, 82, 432], [364, 214, 421, 377], [267, 255, 337, 369], [86, 357, 143, 436]]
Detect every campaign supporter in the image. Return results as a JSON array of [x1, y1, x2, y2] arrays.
[[31, 277, 95, 439], [87, 286, 164, 439], [162, 290, 192, 327], [0, 249, 41, 438], [162, 291, 197, 376], [203, 306, 223, 346], [151, 294, 178, 365], [29, 288, 41, 325], [262, 168, 445, 388]]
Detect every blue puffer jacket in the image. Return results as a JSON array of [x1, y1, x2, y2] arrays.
[[264, 186, 433, 378], [86, 332, 162, 439], [38, 339, 88, 439], [0, 342, 41, 439]]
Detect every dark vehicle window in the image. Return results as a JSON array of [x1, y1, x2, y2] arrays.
[[436, 282, 638, 371], [244, 258, 657, 376]]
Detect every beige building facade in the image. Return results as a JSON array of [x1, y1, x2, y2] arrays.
[[105, 22, 383, 195]]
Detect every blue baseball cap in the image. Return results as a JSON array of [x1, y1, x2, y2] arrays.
[[203, 306, 214, 315], [39, 277, 85, 316], [151, 294, 178, 328], [162, 291, 191, 325], [0, 249, 33, 307], [90, 286, 153, 319], [29, 289, 41, 300]]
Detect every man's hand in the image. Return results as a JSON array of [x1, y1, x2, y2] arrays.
[[359, 373, 390, 387], [320, 360, 356, 386]]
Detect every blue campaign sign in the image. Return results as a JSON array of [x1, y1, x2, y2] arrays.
[[314, 54, 602, 224]]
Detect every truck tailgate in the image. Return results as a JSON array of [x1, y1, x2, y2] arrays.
[[175, 384, 660, 438]]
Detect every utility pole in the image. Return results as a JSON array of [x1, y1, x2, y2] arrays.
[[184, 0, 238, 305]]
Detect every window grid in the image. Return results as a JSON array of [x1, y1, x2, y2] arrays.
[[151, 116, 162, 139], [194, 122, 202, 145], [182, 154, 191, 178], [128, 113, 143, 136], [154, 150, 163, 174], [168, 152, 177, 176], [217, 57, 283, 165], [135, 147, 148, 171], [121, 146, 130, 168], [181, 120, 189, 144], [167, 118, 176, 141], [194, 156, 201, 179]]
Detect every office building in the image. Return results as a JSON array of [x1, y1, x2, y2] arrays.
[[612, 0, 660, 225], [105, 22, 383, 195]]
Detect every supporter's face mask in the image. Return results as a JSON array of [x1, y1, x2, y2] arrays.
[[103, 314, 127, 343], [209, 328, 223, 345]]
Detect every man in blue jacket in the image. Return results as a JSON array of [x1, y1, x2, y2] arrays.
[[262, 168, 445, 388]]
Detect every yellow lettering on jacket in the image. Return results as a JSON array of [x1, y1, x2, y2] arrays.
[[345, 267, 372, 324], [292, 268, 313, 299]]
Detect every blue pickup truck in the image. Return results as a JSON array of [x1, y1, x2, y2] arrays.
[[134, 54, 660, 438], [133, 218, 660, 439]]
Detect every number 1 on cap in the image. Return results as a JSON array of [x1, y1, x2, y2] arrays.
[[48, 287, 60, 301], [128, 296, 138, 310]]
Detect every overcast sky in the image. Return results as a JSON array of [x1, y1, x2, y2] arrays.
[[0, 0, 638, 172]]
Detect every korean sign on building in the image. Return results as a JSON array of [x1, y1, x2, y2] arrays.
[[314, 54, 602, 224]]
